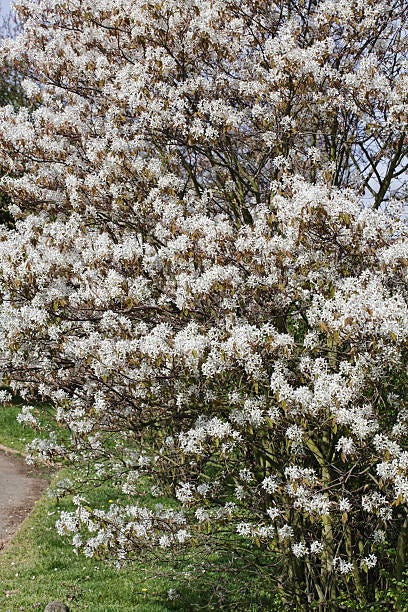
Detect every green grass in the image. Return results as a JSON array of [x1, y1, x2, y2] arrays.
[[0, 407, 176, 610], [0, 473, 180, 611], [0, 469, 278, 610], [0, 405, 279, 610], [0, 404, 37, 453]]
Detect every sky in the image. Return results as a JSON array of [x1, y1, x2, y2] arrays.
[[0, 0, 11, 14]]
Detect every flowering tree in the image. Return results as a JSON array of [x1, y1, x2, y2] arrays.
[[0, 0, 407, 608]]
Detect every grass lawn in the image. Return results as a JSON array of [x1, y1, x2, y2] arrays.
[[0, 404, 39, 453], [0, 482, 177, 611], [0, 405, 175, 610], [0, 404, 278, 610], [0, 471, 277, 610]]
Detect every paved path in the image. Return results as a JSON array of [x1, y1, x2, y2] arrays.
[[0, 450, 47, 547]]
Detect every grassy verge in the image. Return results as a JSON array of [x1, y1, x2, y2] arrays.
[[0, 473, 177, 611], [0, 469, 278, 610], [0, 406, 174, 610], [0, 404, 37, 453], [0, 405, 279, 610]]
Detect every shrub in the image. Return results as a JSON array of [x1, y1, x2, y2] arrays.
[[0, 1, 407, 608]]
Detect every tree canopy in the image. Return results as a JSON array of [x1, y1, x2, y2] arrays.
[[0, 1, 406, 608]]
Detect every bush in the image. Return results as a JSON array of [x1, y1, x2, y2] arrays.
[[0, 1, 407, 608]]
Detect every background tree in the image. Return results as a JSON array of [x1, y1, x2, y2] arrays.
[[0, 1, 406, 609]]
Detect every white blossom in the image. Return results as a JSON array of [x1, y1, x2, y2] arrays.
[[292, 542, 308, 558]]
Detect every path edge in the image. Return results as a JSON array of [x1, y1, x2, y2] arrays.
[[0, 445, 50, 552], [0, 442, 26, 457]]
